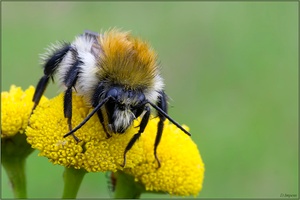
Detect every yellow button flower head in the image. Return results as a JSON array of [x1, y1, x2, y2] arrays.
[[1, 85, 48, 137], [125, 119, 205, 196], [1, 85, 49, 199], [26, 92, 144, 172], [26, 92, 205, 196]]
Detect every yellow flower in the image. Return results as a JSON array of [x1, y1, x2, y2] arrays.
[[1, 85, 48, 137], [26, 91, 205, 196], [125, 119, 205, 196], [26, 92, 144, 172], [1, 85, 49, 199]]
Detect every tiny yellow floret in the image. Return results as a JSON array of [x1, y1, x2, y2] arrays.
[[1, 85, 48, 137]]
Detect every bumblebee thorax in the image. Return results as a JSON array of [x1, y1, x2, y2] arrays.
[[97, 29, 159, 89]]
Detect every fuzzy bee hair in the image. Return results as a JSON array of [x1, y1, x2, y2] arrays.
[[32, 28, 190, 168]]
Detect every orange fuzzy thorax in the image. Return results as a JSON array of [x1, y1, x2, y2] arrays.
[[98, 29, 159, 90]]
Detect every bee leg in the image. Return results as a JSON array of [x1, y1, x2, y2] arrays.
[[91, 83, 111, 138], [63, 60, 81, 142], [64, 96, 112, 138], [31, 75, 50, 114], [121, 106, 150, 167], [63, 87, 80, 142], [31, 44, 71, 119], [96, 110, 111, 138], [153, 91, 168, 168]]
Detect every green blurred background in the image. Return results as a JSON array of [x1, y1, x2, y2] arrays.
[[1, 2, 298, 199]]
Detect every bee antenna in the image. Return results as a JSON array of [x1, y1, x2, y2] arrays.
[[147, 101, 191, 136], [63, 96, 111, 138]]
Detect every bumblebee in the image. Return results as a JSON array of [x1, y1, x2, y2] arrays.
[[32, 29, 191, 167]]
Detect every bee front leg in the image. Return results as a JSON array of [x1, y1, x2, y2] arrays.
[[91, 83, 111, 138], [153, 91, 168, 168], [121, 106, 150, 167]]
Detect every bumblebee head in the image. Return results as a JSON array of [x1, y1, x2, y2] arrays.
[[103, 86, 146, 133]]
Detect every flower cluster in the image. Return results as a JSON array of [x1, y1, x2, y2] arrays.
[[3, 85, 205, 196]]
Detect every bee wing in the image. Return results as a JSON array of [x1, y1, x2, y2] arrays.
[[84, 30, 100, 37], [82, 30, 103, 57]]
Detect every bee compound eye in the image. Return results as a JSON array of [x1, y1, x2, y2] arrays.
[[138, 93, 145, 102], [106, 88, 119, 99]]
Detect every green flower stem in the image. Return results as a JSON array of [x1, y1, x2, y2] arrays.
[[1, 133, 34, 198], [114, 171, 145, 199], [62, 167, 87, 198], [2, 156, 27, 198]]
